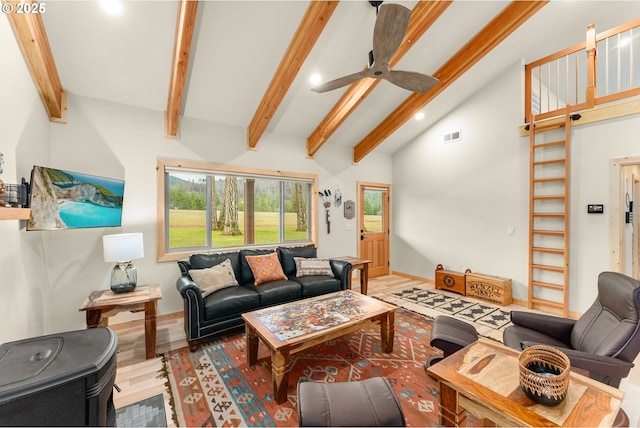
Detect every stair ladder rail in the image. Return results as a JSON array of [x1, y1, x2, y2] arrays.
[[528, 110, 573, 317]]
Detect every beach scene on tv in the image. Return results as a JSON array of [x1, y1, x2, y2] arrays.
[[28, 166, 124, 231]]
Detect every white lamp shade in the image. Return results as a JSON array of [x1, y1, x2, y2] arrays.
[[103, 233, 144, 262]]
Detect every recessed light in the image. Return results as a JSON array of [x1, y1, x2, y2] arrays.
[[414, 111, 425, 121], [310, 73, 322, 85], [99, 0, 124, 16]]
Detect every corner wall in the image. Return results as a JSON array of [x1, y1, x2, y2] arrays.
[[391, 61, 640, 313], [0, 15, 51, 341]]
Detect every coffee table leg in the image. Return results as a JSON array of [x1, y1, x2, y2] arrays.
[[271, 349, 290, 404], [246, 325, 259, 365], [380, 311, 395, 353]]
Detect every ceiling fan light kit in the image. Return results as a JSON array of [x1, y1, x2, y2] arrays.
[[312, 2, 438, 94]]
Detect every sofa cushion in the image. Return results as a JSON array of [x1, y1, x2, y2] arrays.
[[295, 275, 342, 298], [202, 286, 260, 320], [190, 252, 242, 281], [278, 245, 317, 276], [245, 252, 287, 285], [189, 259, 239, 297], [239, 249, 275, 284], [253, 279, 302, 306], [294, 257, 334, 277]]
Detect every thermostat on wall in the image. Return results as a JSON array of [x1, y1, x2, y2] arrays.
[[587, 204, 604, 214]]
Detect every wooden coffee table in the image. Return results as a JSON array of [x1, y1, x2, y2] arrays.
[[242, 290, 396, 404], [427, 338, 624, 427]]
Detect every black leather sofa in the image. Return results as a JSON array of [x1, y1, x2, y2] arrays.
[[176, 245, 352, 350]]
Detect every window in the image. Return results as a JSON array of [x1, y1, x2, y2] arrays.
[[157, 159, 318, 261]]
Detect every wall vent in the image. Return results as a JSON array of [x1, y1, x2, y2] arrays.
[[443, 130, 461, 143]]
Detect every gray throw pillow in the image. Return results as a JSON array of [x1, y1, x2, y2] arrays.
[[189, 259, 239, 297]]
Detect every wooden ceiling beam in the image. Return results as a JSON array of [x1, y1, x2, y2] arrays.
[[307, 1, 452, 158], [4, 0, 66, 122], [165, 0, 198, 138], [353, 0, 549, 163], [247, 1, 339, 150]]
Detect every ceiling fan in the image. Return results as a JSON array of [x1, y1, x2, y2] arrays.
[[311, 1, 438, 94]]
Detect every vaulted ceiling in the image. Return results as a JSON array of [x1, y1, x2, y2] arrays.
[[5, 0, 637, 163]]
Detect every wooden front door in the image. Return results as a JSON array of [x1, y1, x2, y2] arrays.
[[358, 182, 390, 277]]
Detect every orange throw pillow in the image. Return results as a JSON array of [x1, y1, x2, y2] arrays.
[[245, 252, 287, 285]]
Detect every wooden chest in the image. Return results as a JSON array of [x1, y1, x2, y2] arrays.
[[465, 272, 512, 306], [434, 264, 470, 296]]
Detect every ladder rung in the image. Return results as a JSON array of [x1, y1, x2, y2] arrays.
[[531, 280, 564, 290], [533, 159, 566, 166], [532, 229, 565, 236], [533, 140, 565, 148], [531, 297, 564, 309], [532, 247, 564, 254], [532, 264, 564, 272], [533, 177, 565, 183], [532, 213, 565, 217], [533, 195, 565, 200]]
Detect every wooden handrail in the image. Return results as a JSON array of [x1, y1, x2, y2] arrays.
[[524, 18, 640, 122]]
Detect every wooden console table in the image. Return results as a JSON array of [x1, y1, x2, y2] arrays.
[[427, 337, 623, 427], [334, 256, 371, 295], [79, 284, 162, 359]]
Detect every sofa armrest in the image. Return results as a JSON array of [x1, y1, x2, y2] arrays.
[[330, 260, 352, 290], [510, 311, 576, 344]]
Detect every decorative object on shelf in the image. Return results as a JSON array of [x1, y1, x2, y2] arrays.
[[103, 233, 144, 293], [318, 189, 331, 233], [344, 200, 355, 219], [0, 178, 30, 208], [334, 187, 342, 207], [518, 344, 570, 407]]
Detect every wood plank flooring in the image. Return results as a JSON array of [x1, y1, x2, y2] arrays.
[[109, 274, 415, 426]]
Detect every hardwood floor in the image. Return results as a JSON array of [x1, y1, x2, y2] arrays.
[[109, 274, 415, 425]]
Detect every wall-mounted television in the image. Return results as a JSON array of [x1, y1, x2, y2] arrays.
[[27, 166, 125, 231]]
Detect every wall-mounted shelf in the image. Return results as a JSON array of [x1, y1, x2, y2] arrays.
[[0, 208, 30, 220]]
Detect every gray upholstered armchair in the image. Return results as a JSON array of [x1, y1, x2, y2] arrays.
[[503, 271, 640, 389]]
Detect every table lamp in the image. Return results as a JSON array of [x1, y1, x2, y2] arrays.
[[103, 233, 144, 293]]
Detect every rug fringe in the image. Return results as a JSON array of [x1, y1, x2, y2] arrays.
[[161, 352, 180, 427]]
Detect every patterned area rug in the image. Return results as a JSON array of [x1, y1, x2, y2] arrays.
[[116, 394, 167, 427], [380, 286, 512, 332], [390, 287, 511, 329], [164, 309, 442, 427]]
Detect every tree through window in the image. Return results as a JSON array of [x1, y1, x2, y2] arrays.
[[157, 159, 318, 261]]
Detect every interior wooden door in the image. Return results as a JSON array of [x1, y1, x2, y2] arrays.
[[358, 182, 390, 277]]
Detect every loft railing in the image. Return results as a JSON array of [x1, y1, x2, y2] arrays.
[[525, 18, 640, 122]]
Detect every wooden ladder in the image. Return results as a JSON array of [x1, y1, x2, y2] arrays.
[[528, 111, 573, 317]]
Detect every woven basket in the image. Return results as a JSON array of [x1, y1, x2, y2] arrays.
[[518, 345, 571, 407]]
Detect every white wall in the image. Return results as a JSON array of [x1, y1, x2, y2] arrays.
[[0, 78, 392, 341], [392, 60, 640, 313], [0, 16, 51, 342]]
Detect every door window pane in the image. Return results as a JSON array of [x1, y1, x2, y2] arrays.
[[364, 189, 384, 233]]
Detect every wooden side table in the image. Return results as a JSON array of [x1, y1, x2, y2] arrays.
[[427, 338, 623, 427], [79, 284, 162, 359], [334, 256, 371, 295]]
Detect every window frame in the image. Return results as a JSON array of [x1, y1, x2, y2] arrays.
[[156, 158, 318, 262]]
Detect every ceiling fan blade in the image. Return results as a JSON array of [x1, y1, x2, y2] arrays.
[[372, 4, 411, 66], [384, 70, 439, 93], [311, 69, 374, 93]]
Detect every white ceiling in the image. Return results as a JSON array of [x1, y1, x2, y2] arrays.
[[39, 0, 639, 157]]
